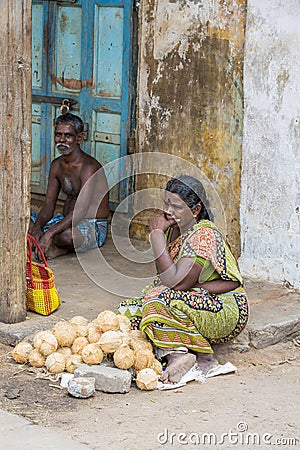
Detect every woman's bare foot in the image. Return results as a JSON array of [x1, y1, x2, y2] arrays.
[[160, 353, 196, 384], [196, 353, 218, 375]]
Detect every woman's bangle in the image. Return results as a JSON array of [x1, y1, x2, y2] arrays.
[[148, 229, 165, 242]]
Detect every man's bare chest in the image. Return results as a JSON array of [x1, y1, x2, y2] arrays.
[[59, 173, 81, 198]]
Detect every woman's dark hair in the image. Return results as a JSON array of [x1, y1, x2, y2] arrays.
[[54, 113, 84, 134], [166, 175, 213, 221]]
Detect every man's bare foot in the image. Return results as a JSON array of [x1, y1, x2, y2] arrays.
[[196, 353, 218, 375], [160, 353, 196, 384], [47, 245, 69, 260]]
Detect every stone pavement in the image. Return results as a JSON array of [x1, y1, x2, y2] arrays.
[[0, 410, 92, 450], [0, 236, 299, 447]]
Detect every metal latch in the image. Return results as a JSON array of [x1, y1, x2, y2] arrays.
[[60, 98, 78, 115]]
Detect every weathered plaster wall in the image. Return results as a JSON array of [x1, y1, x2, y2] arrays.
[[135, 0, 247, 253], [240, 0, 300, 288]]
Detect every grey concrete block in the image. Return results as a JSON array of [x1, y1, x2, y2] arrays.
[[249, 317, 300, 349], [68, 377, 95, 399], [74, 364, 132, 393]]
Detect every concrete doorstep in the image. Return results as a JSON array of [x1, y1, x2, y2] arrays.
[[0, 239, 299, 352]]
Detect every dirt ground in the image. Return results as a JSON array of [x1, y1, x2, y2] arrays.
[[0, 340, 299, 449]]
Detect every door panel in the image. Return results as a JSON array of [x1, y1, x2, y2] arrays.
[[94, 6, 123, 98], [32, 3, 43, 90], [31, 103, 42, 187], [31, 0, 135, 208], [94, 112, 121, 203], [54, 5, 82, 94]]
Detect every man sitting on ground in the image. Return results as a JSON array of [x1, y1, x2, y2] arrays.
[[29, 113, 109, 259]]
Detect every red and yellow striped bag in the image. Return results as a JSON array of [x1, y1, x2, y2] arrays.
[[26, 234, 61, 315]]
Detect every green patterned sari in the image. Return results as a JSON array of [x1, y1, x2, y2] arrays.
[[118, 220, 249, 354]]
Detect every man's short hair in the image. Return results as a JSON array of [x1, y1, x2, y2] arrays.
[[54, 113, 84, 134]]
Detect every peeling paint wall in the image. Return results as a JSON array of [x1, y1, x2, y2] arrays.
[[240, 0, 300, 288], [135, 0, 247, 254]]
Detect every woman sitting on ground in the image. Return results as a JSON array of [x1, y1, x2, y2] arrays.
[[118, 175, 249, 383]]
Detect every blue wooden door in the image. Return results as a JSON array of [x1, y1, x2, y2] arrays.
[[32, 0, 135, 207]]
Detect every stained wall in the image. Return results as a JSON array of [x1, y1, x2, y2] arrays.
[[134, 0, 247, 254], [240, 0, 300, 289]]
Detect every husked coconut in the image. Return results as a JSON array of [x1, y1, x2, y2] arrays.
[[99, 330, 123, 354], [57, 347, 72, 358], [95, 310, 119, 332], [65, 354, 83, 373], [116, 331, 131, 347], [45, 352, 65, 373], [151, 358, 163, 375], [53, 321, 77, 347], [129, 329, 143, 340], [81, 344, 104, 365], [136, 368, 158, 391], [69, 316, 89, 326], [116, 314, 132, 333], [89, 319, 102, 330], [33, 330, 49, 349], [113, 346, 135, 370], [12, 342, 33, 363], [70, 324, 88, 338], [134, 349, 155, 372], [28, 349, 45, 368], [71, 336, 89, 355], [34, 331, 58, 356], [87, 324, 102, 343]]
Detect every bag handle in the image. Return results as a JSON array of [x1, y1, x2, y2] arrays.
[[27, 234, 48, 267]]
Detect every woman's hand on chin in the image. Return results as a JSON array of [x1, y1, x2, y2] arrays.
[[149, 214, 176, 233]]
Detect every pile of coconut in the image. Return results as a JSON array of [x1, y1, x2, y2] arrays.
[[12, 310, 161, 391]]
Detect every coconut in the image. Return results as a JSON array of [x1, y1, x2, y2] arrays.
[[113, 346, 135, 370], [119, 332, 131, 347], [99, 330, 123, 354], [12, 342, 33, 363], [69, 316, 89, 326], [81, 343, 104, 365], [65, 354, 83, 373], [136, 368, 158, 391], [87, 324, 102, 344], [129, 329, 143, 340], [70, 324, 88, 338], [151, 358, 163, 375], [52, 321, 77, 347], [45, 352, 66, 373], [130, 338, 153, 353], [134, 349, 155, 372], [116, 314, 132, 333], [28, 349, 45, 368], [95, 310, 119, 332], [33, 330, 49, 349], [34, 331, 58, 356], [89, 319, 102, 330], [71, 336, 89, 355], [57, 347, 72, 358]]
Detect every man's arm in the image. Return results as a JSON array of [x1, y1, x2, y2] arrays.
[[29, 161, 61, 241], [38, 162, 101, 256]]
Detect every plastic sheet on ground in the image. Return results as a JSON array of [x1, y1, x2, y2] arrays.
[[157, 362, 237, 391]]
